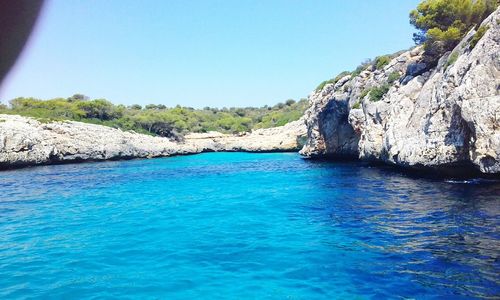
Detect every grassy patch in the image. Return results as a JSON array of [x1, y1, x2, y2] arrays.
[[369, 84, 391, 102], [445, 51, 459, 69], [360, 89, 370, 99], [315, 80, 332, 92], [352, 102, 361, 109], [470, 25, 489, 50], [374, 55, 391, 70], [351, 60, 372, 77], [360, 84, 391, 102], [36, 117, 62, 124], [315, 71, 351, 92], [387, 71, 401, 84]]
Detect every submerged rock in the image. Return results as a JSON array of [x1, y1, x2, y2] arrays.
[[301, 8, 500, 175]]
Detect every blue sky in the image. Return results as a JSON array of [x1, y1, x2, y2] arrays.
[[0, 0, 420, 108]]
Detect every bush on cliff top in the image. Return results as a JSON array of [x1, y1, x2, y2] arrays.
[[374, 55, 391, 70], [315, 71, 351, 92], [410, 0, 498, 63]]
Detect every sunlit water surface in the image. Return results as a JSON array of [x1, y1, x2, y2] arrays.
[[0, 153, 498, 299]]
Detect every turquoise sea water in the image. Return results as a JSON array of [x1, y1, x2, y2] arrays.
[[0, 152, 498, 299]]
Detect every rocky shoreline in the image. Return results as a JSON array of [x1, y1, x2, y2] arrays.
[[1, 9, 498, 177], [0, 114, 306, 170], [300, 8, 500, 176]]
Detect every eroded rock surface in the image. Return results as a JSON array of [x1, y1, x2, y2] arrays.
[[301, 8, 500, 175], [0, 114, 306, 169], [184, 119, 306, 153]]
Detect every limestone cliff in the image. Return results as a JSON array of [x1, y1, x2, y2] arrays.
[[0, 114, 306, 169], [301, 8, 500, 175]]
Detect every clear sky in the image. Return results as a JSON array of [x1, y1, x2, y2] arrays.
[[0, 0, 420, 108]]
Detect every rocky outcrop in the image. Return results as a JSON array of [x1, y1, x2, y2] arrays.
[[184, 119, 306, 153], [0, 114, 306, 169], [301, 74, 361, 158], [301, 8, 500, 175], [301, 47, 426, 158]]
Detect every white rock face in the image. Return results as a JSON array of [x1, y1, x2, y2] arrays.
[[0, 114, 306, 169], [301, 46, 425, 158], [184, 119, 307, 153], [301, 8, 500, 175]]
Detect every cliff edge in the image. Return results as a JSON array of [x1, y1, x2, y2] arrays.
[[301, 8, 500, 176]]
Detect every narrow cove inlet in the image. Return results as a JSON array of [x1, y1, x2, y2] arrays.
[[1, 0, 499, 299], [0, 153, 498, 299]]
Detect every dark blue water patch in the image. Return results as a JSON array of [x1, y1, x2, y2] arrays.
[[0, 152, 498, 299]]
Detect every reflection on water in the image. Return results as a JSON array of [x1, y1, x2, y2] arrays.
[[0, 153, 498, 299], [314, 164, 500, 298]]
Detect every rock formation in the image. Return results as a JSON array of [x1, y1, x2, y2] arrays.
[[301, 8, 500, 175], [0, 114, 306, 169], [184, 119, 306, 153], [1, 8, 498, 176]]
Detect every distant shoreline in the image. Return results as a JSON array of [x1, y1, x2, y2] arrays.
[[2, 113, 499, 180], [0, 114, 306, 170]]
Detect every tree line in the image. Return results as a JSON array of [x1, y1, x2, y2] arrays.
[[0, 95, 308, 140]]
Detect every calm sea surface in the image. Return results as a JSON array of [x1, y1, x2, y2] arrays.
[[0, 152, 498, 299]]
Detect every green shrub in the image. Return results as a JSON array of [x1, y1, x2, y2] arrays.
[[76, 99, 120, 120], [274, 102, 285, 109], [387, 72, 401, 84], [445, 51, 459, 69], [333, 71, 351, 82], [352, 102, 361, 109], [359, 89, 370, 99], [315, 71, 351, 92], [374, 55, 391, 70], [315, 80, 333, 92], [351, 67, 363, 77], [351, 59, 372, 77], [470, 25, 490, 49], [129, 104, 142, 110], [67, 94, 89, 102], [410, 0, 498, 63], [369, 84, 391, 102]]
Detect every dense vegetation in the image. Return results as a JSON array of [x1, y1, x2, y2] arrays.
[[0, 95, 308, 139], [410, 0, 498, 63]]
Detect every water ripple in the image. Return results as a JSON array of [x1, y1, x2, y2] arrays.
[[0, 153, 498, 299]]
